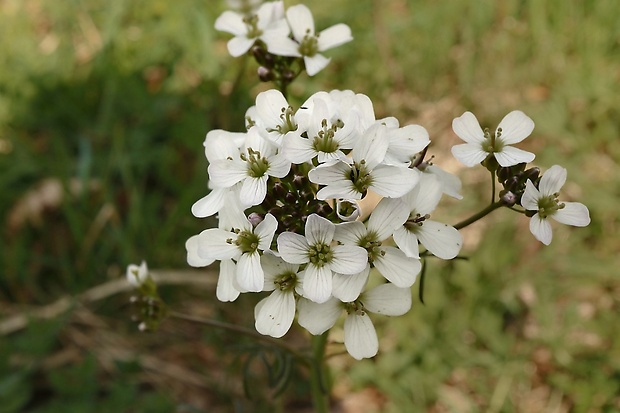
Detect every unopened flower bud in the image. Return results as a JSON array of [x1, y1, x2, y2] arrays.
[[500, 190, 517, 207], [336, 199, 361, 222], [248, 212, 264, 227], [258, 66, 274, 82]]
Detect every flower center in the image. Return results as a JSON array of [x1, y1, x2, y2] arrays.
[[274, 271, 298, 292], [243, 148, 270, 178], [344, 300, 365, 316], [537, 193, 565, 219], [349, 161, 373, 194], [269, 106, 298, 135], [312, 119, 341, 154], [404, 213, 430, 232], [308, 242, 333, 267], [481, 127, 505, 153], [243, 14, 263, 39], [229, 229, 260, 254], [298, 31, 319, 57], [358, 232, 384, 263]]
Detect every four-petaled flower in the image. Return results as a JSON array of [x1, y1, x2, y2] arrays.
[[521, 165, 590, 245], [451, 110, 536, 167]]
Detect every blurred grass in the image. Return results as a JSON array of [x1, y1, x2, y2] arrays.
[[0, 0, 619, 411]]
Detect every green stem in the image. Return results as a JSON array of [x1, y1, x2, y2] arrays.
[[310, 332, 330, 413], [454, 201, 504, 230], [490, 169, 496, 203]]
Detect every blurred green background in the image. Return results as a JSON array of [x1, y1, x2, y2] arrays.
[[1, 0, 619, 411]]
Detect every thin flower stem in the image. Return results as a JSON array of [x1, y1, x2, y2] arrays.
[[310, 332, 330, 413], [454, 201, 504, 230], [169, 311, 308, 363], [490, 169, 496, 203]]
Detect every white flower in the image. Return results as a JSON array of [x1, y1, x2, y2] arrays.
[[215, 1, 289, 57], [265, 4, 352, 76], [208, 126, 291, 206], [333, 198, 420, 296], [276, 214, 367, 303], [126, 260, 149, 287], [383, 124, 430, 166], [390, 174, 463, 259], [254, 254, 303, 338], [197, 212, 278, 292], [451, 110, 535, 167], [521, 165, 590, 245], [298, 283, 411, 360], [308, 123, 420, 200], [254, 89, 299, 146]]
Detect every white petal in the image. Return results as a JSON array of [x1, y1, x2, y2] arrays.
[[386, 124, 430, 164], [416, 220, 463, 260], [373, 247, 420, 287], [214, 11, 246, 36], [216, 259, 240, 302], [352, 123, 388, 169], [494, 146, 535, 168], [425, 165, 463, 200], [344, 314, 378, 360], [496, 110, 535, 145], [227, 36, 255, 57], [191, 187, 227, 218], [186, 235, 215, 267], [539, 165, 567, 197], [298, 297, 341, 335], [255, 213, 278, 250], [330, 244, 369, 275], [363, 283, 412, 316], [405, 172, 443, 215], [208, 159, 247, 188], [304, 54, 331, 76], [305, 214, 335, 245], [204, 129, 244, 161], [332, 267, 369, 302], [529, 214, 553, 245], [302, 264, 333, 303], [197, 228, 239, 260], [315, 183, 361, 201], [256, 90, 288, 127], [521, 180, 541, 210], [282, 135, 316, 163], [392, 226, 420, 259], [551, 202, 590, 227], [267, 154, 291, 178], [263, 34, 302, 57], [261, 252, 299, 291], [308, 161, 350, 185], [452, 112, 485, 144], [451, 143, 487, 167], [236, 252, 264, 292], [334, 221, 366, 245], [286, 4, 314, 41], [317, 24, 353, 51], [240, 176, 267, 206], [368, 198, 410, 241], [370, 165, 419, 198], [255, 290, 295, 338], [277, 232, 310, 264]]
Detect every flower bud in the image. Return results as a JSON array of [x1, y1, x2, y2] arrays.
[[499, 190, 517, 207], [257, 66, 274, 82], [336, 199, 361, 222]]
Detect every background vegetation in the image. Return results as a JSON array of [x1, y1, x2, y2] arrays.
[[1, 0, 618, 411]]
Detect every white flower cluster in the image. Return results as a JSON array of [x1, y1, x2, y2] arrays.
[[215, 1, 352, 76], [187, 89, 463, 359]]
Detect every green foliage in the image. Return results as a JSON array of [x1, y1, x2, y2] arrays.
[[1, 0, 618, 411]]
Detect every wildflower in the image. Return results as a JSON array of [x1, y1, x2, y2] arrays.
[[265, 4, 352, 76], [521, 165, 590, 245], [298, 283, 412, 359], [126, 260, 149, 287], [254, 254, 303, 337], [197, 212, 278, 292], [308, 123, 419, 200], [276, 214, 367, 303], [390, 174, 463, 259], [451, 110, 535, 167], [215, 1, 289, 57], [254, 89, 299, 146], [208, 126, 291, 206]]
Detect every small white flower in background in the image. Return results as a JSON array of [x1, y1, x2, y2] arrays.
[[297, 283, 411, 360], [521, 165, 590, 245], [308, 123, 420, 200], [265, 4, 353, 76], [254, 254, 304, 338], [390, 174, 463, 260], [451, 110, 536, 167], [276, 214, 367, 303], [215, 1, 289, 57], [126, 261, 149, 287]]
